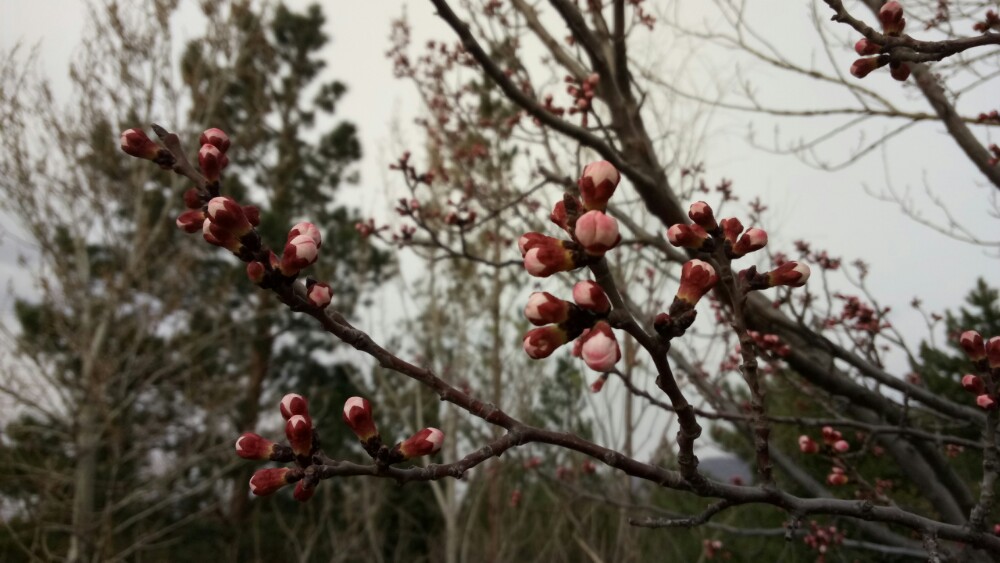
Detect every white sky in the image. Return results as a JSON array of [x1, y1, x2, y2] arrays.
[[1, 1, 998, 463]]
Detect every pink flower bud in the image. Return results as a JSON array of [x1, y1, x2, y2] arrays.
[[580, 321, 620, 372], [766, 261, 810, 288], [688, 201, 717, 230], [176, 210, 205, 233], [183, 188, 203, 209], [199, 144, 223, 182], [850, 57, 883, 79], [889, 61, 910, 82], [280, 235, 319, 276], [206, 196, 252, 237], [550, 200, 570, 231], [307, 281, 333, 309], [250, 467, 296, 496], [247, 261, 265, 284], [199, 127, 231, 153], [235, 432, 277, 460], [962, 374, 986, 394], [286, 414, 313, 457], [666, 223, 710, 249], [879, 1, 905, 35], [572, 328, 590, 357], [518, 232, 548, 257], [343, 396, 379, 442], [826, 467, 848, 486], [523, 240, 576, 277], [280, 393, 309, 420], [572, 280, 611, 314], [523, 325, 569, 359], [574, 210, 620, 254], [960, 330, 985, 361], [720, 217, 743, 245], [854, 38, 880, 56], [676, 259, 719, 305], [119, 128, 162, 160], [399, 427, 444, 459], [202, 218, 241, 252], [731, 228, 768, 257], [987, 336, 1000, 368], [293, 481, 316, 502], [578, 160, 621, 211], [798, 435, 819, 454], [287, 221, 322, 249], [833, 440, 850, 453], [524, 292, 570, 325], [977, 394, 997, 410]]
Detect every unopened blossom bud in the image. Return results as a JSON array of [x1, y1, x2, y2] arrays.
[[578, 160, 621, 211], [833, 440, 850, 453], [574, 210, 620, 255], [293, 480, 316, 502], [688, 201, 717, 230], [855, 38, 880, 55], [572, 280, 611, 314], [850, 57, 883, 79], [987, 336, 1000, 368], [183, 188, 203, 209], [199, 144, 223, 182], [550, 200, 570, 231], [120, 128, 162, 160], [961, 374, 986, 394], [580, 321, 620, 372], [176, 210, 205, 233], [518, 232, 548, 257], [590, 375, 607, 393], [286, 414, 313, 457], [235, 432, 277, 460], [243, 205, 260, 227], [720, 217, 743, 245], [977, 394, 997, 410], [523, 240, 576, 277], [766, 261, 811, 288], [889, 61, 910, 82], [960, 330, 985, 361], [249, 467, 297, 496], [572, 328, 589, 357], [247, 261, 265, 284], [207, 196, 252, 237], [343, 396, 379, 442], [676, 259, 719, 305], [731, 228, 768, 257], [524, 292, 570, 325], [399, 427, 444, 459], [523, 325, 569, 359], [280, 393, 309, 420], [666, 223, 710, 250], [288, 221, 322, 249], [202, 218, 241, 252], [199, 127, 231, 153], [879, 1, 906, 35], [798, 435, 819, 454], [280, 235, 319, 276], [306, 281, 333, 309], [826, 467, 849, 486]]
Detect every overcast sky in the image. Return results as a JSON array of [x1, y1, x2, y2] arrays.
[[2, 1, 997, 434]]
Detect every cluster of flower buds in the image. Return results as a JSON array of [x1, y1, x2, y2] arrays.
[[850, 2, 909, 81], [342, 396, 445, 463], [978, 109, 1000, 124], [973, 9, 999, 33], [803, 521, 845, 558], [798, 427, 850, 456], [702, 539, 726, 560], [958, 330, 1000, 410], [520, 161, 622, 277], [565, 73, 600, 125], [522, 281, 621, 372], [200, 196, 260, 254], [826, 466, 849, 486], [236, 393, 318, 501], [747, 331, 791, 357], [119, 128, 175, 169], [989, 144, 1000, 167], [198, 127, 231, 182]]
